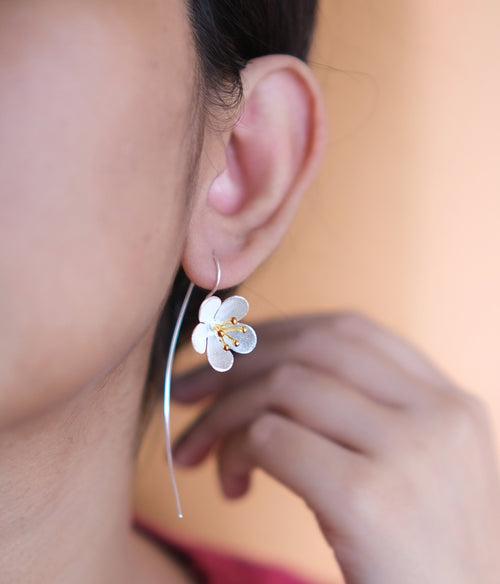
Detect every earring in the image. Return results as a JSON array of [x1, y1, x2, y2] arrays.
[[162, 253, 257, 519]]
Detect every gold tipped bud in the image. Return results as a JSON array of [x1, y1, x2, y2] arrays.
[[234, 340, 240, 347], [231, 317, 238, 325]]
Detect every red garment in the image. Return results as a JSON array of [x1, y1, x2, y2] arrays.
[[132, 514, 324, 584]]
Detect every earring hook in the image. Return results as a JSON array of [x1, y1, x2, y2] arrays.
[[206, 252, 221, 299]]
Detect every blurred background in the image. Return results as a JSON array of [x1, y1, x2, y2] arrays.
[[134, 1, 500, 582]]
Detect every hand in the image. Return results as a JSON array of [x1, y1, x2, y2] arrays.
[[172, 311, 500, 584]]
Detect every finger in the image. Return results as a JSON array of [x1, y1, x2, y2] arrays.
[[173, 362, 395, 466], [173, 312, 438, 409], [326, 312, 452, 389], [308, 333, 432, 407], [213, 427, 253, 499], [216, 410, 368, 530]]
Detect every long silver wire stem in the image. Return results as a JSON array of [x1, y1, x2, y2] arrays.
[[163, 279, 195, 519], [163, 253, 221, 519]]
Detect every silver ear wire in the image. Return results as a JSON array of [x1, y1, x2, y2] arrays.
[[206, 252, 221, 299], [162, 253, 221, 519]]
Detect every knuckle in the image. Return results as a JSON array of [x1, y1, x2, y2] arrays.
[[292, 310, 376, 350], [457, 391, 492, 437], [292, 325, 325, 352], [343, 465, 380, 518], [343, 463, 415, 524], [327, 310, 373, 338], [266, 362, 305, 396], [461, 391, 490, 422], [437, 390, 489, 442], [247, 412, 281, 450]]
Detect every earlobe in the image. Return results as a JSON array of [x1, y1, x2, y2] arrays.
[[182, 54, 327, 290]]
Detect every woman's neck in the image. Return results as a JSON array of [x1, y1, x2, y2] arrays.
[[0, 327, 184, 584]]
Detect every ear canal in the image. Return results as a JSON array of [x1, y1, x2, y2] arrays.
[[207, 138, 246, 216]]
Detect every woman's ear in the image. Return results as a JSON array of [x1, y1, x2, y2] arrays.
[[182, 53, 327, 290]]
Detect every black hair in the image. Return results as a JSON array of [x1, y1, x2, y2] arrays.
[[137, 0, 319, 439]]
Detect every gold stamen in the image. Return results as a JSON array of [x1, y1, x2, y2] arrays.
[[220, 325, 246, 334], [214, 321, 248, 349]]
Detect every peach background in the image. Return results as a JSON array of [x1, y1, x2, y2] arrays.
[[134, 2, 500, 582]]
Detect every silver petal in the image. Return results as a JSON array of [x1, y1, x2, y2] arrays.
[[214, 295, 249, 323], [199, 295, 222, 323], [191, 322, 210, 354], [207, 335, 234, 372], [229, 323, 257, 354]]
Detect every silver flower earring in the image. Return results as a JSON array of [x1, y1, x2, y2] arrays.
[[162, 253, 257, 518]]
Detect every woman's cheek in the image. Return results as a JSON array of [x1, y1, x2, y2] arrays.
[[0, 0, 195, 425]]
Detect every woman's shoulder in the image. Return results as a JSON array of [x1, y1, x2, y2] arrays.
[[132, 514, 323, 584]]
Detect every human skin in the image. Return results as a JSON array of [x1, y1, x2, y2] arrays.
[[0, 0, 194, 426], [0, 1, 325, 583], [4, 1, 498, 583]]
